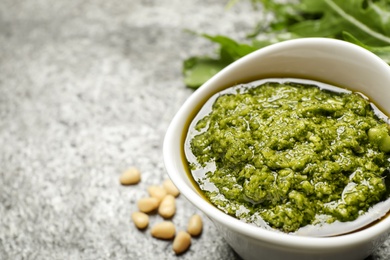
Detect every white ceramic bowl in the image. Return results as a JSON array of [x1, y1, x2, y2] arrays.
[[163, 38, 390, 260]]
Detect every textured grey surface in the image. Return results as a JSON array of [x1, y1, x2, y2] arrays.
[[0, 0, 389, 260]]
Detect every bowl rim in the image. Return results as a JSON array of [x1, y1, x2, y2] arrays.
[[163, 37, 390, 250]]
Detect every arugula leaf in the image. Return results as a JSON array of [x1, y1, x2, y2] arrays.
[[183, 34, 258, 89], [342, 31, 390, 63], [183, 0, 390, 89], [183, 57, 230, 89], [261, 0, 390, 45], [202, 34, 259, 61], [323, 0, 390, 45]]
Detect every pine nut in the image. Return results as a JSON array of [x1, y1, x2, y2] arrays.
[[120, 167, 141, 185], [163, 179, 180, 197], [158, 194, 176, 219], [131, 212, 149, 229], [138, 197, 159, 213], [187, 214, 203, 236], [151, 221, 176, 240], [172, 231, 191, 254], [147, 185, 167, 202]]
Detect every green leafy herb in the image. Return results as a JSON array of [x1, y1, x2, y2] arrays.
[[342, 31, 390, 63], [183, 0, 390, 88], [183, 34, 259, 89]]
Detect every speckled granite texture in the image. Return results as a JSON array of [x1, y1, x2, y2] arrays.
[[0, 0, 389, 259]]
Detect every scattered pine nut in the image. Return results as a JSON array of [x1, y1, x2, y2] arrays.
[[120, 167, 141, 185], [131, 212, 149, 229], [122, 170, 198, 255], [163, 179, 180, 197], [147, 185, 167, 202], [187, 214, 203, 237], [151, 221, 176, 240], [172, 231, 191, 255], [137, 197, 159, 213], [158, 194, 176, 219]]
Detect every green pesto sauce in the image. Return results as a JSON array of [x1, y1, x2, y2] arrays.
[[186, 80, 390, 233]]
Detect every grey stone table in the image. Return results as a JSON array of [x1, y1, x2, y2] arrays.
[[0, 0, 389, 259]]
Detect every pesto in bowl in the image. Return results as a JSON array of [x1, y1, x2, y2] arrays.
[[185, 79, 390, 233]]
